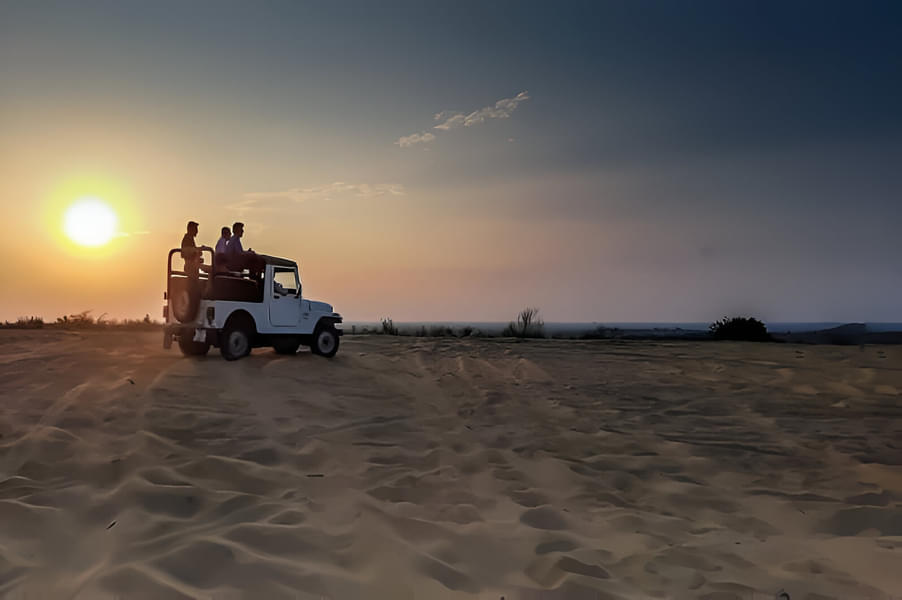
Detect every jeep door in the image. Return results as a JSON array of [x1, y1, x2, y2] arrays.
[[270, 267, 301, 326]]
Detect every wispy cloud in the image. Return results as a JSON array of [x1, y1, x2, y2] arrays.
[[434, 91, 530, 131], [395, 91, 530, 147], [229, 182, 406, 213], [395, 131, 436, 147]]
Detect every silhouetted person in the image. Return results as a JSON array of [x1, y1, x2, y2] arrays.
[[214, 226, 231, 273], [225, 222, 264, 277], [180, 221, 202, 279], [180, 220, 212, 280]]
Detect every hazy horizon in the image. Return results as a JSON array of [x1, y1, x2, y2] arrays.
[[2, 1, 900, 323]]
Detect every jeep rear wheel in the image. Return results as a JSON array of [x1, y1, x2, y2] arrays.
[[178, 334, 210, 357], [311, 323, 339, 358], [221, 322, 252, 361]]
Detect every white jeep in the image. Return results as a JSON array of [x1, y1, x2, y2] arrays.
[[163, 248, 342, 360]]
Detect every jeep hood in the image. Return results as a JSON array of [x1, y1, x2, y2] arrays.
[[304, 300, 333, 313]]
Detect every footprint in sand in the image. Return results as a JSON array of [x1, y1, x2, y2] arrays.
[[510, 490, 548, 508], [534, 539, 578, 555], [526, 555, 609, 587], [520, 507, 568, 530]]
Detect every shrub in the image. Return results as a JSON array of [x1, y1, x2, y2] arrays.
[[381, 317, 398, 335], [56, 310, 96, 328], [502, 307, 545, 338], [581, 325, 621, 339], [0, 316, 44, 329], [428, 325, 454, 337], [709, 316, 771, 341]]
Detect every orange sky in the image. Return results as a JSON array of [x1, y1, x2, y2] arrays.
[[2, 150, 610, 322]]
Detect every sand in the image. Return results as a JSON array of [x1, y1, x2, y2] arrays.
[[0, 330, 900, 599]]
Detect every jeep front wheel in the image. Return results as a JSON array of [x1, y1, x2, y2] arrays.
[[311, 323, 339, 358], [221, 322, 252, 361]]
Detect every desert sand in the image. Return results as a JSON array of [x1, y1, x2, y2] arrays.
[[0, 330, 900, 599]]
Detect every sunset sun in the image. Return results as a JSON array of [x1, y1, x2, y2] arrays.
[[63, 198, 118, 247]]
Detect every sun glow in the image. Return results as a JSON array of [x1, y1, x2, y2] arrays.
[[63, 198, 118, 247]]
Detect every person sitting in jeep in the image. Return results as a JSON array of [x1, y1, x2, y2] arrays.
[[225, 222, 264, 277], [213, 226, 231, 273], [273, 280, 291, 296]]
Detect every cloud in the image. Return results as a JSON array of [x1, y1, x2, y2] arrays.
[[395, 131, 436, 147], [396, 91, 530, 147], [230, 181, 406, 213], [433, 91, 530, 131], [432, 114, 467, 131]]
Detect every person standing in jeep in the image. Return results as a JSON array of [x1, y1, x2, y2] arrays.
[[180, 221, 202, 278], [180, 220, 213, 283]]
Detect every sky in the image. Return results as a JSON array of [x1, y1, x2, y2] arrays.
[[2, 0, 901, 323]]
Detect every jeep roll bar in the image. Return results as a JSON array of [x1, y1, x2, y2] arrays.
[[167, 247, 216, 278], [166, 247, 215, 301]]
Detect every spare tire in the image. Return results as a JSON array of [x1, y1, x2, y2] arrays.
[[170, 277, 201, 323]]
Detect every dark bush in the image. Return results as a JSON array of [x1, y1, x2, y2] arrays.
[[709, 316, 771, 341], [55, 310, 96, 328], [502, 307, 545, 338], [0, 316, 44, 329], [580, 325, 623, 340], [381, 317, 398, 335]]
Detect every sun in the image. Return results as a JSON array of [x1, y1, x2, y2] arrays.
[[63, 197, 118, 247]]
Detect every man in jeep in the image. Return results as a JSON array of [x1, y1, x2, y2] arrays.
[[213, 226, 231, 273], [225, 222, 264, 277], [180, 220, 211, 278]]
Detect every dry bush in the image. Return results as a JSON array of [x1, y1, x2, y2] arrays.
[[502, 307, 545, 338], [0, 316, 44, 329], [381, 317, 398, 335]]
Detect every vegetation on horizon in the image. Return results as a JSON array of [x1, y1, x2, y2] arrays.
[[367, 307, 546, 339], [1, 311, 161, 331], [369, 318, 477, 338], [380, 317, 399, 335], [1, 316, 46, 329], [709, 316, 772, 342], [502, 307, 545, 338], [4, 311, 776, 344]]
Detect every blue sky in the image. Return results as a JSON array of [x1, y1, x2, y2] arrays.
[[1, 1, 901, 321]]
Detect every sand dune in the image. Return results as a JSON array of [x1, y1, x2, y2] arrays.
[[1, 331, 900, 599]]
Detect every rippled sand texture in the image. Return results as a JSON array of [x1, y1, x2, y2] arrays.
[[1, 331, 900, 599]]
